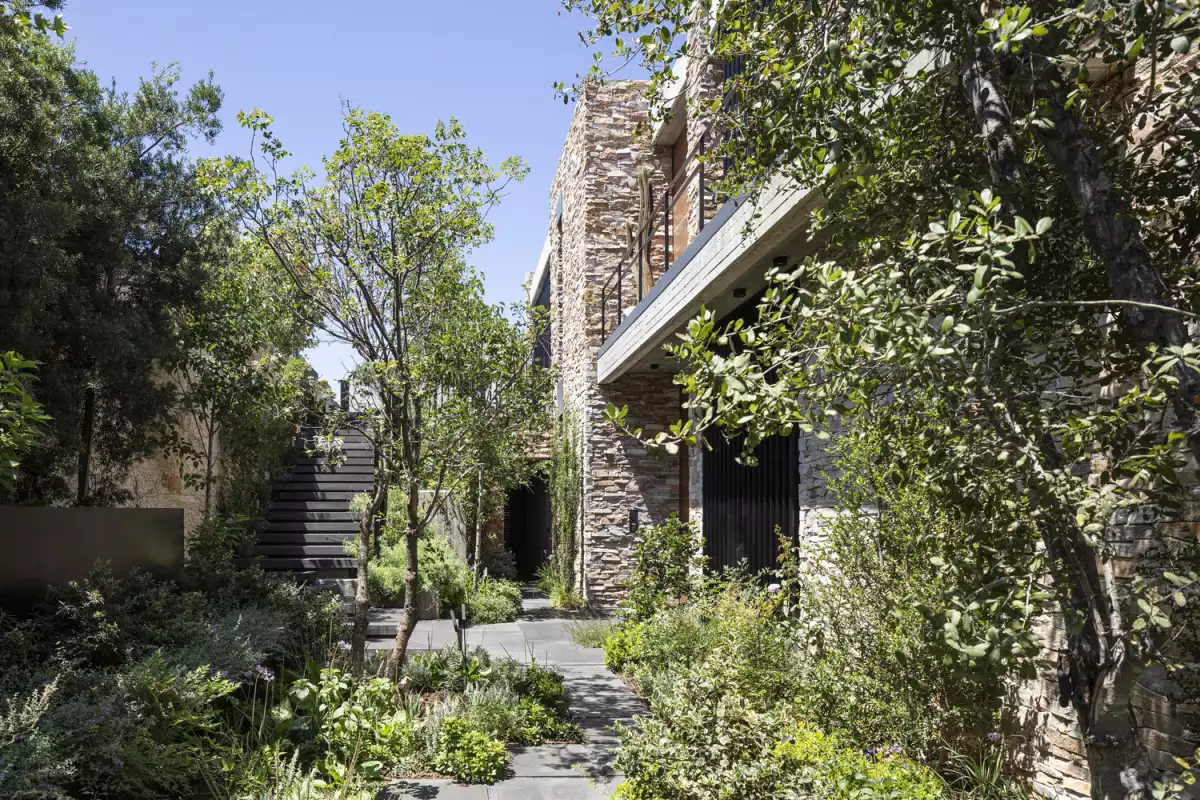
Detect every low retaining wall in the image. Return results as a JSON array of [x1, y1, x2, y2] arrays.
[[0, 507, 185, 597]]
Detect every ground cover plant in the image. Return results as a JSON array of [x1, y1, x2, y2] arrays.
[[599, 511, 1025, 800], [0, 549, 577, 797]]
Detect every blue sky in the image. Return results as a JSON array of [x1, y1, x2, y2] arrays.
[[64, 1, 602, 388]]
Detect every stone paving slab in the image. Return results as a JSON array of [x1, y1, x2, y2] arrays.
[[377, 780, 488, 798], [492, 777, 614, 799], [366, 617, 458, 651], [507, 744, 595, 778]]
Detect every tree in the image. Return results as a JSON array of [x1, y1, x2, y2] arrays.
[[202, 109, 549, 675], [170, 236, 316, 517], [0, 353, 49, 494], [0, 15, 223, 504], [571, 1, 1200, 795]]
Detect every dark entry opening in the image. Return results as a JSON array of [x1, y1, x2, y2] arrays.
[[702, 430, 799, 575], [504, 474, 552, 583]]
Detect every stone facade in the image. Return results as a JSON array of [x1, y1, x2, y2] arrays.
[[546, 81, 683, 607]]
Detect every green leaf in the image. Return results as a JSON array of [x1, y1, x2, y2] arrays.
[[1127, 35, 1144, 60]]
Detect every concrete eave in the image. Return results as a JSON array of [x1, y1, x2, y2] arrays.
[[526, 234, 553, 307], [596, 173, 824, 384]]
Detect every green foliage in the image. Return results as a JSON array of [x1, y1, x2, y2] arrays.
[[624, 514, 703, 621], [535, 562, 584, 609], [273, 667, 419, 785], [782, 404, 1007, 754], [367, 529, 469, 612], [0, 563, 343, 799], [0, 1, 66, 38], [601, 550, 1008, 795], [576, 0, 1200, 787], [772, 725, 947, 800], [0, 352, 47, 493], [0, 22, 224, 503], [452, 683, 579, 746], [567, 619, 619, 649], [431, 717, 507, 784], [546, 412, 582, 603], [466, 577, 523, 624], [203, 105, 551, 664], [172, 238, 318, 518]]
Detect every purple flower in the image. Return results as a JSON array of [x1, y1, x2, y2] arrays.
[[244, 664, 275, 683], [831, 720, 841, 727], [767, 583, 781, 594], [337, 640, 351, 651], [987, 731, 1002, 742]]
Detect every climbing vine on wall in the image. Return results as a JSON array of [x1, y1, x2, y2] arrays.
[[549, 412, 582, 597]]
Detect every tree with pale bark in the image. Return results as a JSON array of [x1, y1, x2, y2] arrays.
[[201, 109, 548, 676]]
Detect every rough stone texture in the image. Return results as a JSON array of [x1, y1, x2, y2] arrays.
[[548, 82, 683, 607], [1004, 501, 1200, 799], [121, 443, 212, 535]]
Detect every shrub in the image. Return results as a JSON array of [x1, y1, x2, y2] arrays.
[[186, 514, 257, 573], [401, 645, 493, 694], [368, 532, 470, 614], [567, 619, 618, 649], [478, 538, 517, 581], [772, 724, 946, 800], [513, 661, 570, 717], [613, 658, 790, 800], [273, 667, 419, 784], [535, 562, 584, 609], [0, 565, 344, 799], [0, 654, 240, 799], [613, 657, 946, 800], [624, 513, 703, 621], [431, 717, 507, 784], [466, 577, 522, 624]]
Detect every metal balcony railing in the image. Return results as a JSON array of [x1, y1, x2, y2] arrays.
[[600, 133, 718, 343]]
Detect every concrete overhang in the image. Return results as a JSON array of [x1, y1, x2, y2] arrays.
[[595, 173, 824, 384], [526, 234, 552, 307]]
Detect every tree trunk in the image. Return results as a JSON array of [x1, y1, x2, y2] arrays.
[[349, 482, 386, 677], [385, 481, 422, 677], [203, 423, 216, 518], [1035, 73, 1200, 465], [76, 386, 95, 505], [979, 393, 1153, 799], [473, 468, 484, 580], [1040, 519, 1152, 799], [961, 50, 1027, 218], [962, 61, 1163, 795]]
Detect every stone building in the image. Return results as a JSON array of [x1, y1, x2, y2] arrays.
[[513, 45, 1200, 800], [521, 55, 827, 607]]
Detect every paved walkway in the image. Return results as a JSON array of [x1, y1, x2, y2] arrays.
[[376, 592, 644, 799]]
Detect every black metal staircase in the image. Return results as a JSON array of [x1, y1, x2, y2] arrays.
[[253, 422, 374, 598]]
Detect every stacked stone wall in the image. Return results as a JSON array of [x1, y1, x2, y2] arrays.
[[548, 81, 684, 607]]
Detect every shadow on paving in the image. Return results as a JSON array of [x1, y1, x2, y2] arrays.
[[375, 589, 646, 799]]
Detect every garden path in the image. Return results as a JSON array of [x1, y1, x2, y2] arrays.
[[377, 590, 644, 799]]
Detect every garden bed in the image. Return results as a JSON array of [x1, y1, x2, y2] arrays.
[[0, 561, 579, 798]]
